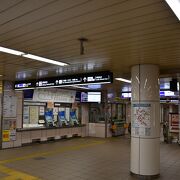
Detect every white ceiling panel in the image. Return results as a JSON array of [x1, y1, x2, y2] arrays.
[[0, 0, 179, 81]]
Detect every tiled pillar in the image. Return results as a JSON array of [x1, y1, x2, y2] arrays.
[[178, 77, 180, 145], [0, 81, 3, 149], [81, 104, 89, 136], [130, 64, 160, 178]]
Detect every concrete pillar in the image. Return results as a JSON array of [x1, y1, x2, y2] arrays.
[[131, 64, 160, 178]]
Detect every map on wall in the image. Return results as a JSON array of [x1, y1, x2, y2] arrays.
[[132, 103, 151, 136]]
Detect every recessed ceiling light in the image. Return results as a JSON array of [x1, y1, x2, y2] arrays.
[[165, 0, 180, 21], [0, 46, 68, 66], [115, 78, 131, 83]]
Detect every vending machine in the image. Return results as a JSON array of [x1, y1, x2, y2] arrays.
[[58, 111, 69, 127], [70, 110, 79, 126], [45, 109, 54, 127]]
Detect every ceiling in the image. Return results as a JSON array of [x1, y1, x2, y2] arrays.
[[0, 0, 180, 81]]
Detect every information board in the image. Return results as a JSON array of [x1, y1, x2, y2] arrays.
[[132, 103, 151, 136], [15, 71, 113, 90], [3, 95, 17, 118]]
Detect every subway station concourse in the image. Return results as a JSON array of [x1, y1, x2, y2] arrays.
[[0, 1, 180, 180]]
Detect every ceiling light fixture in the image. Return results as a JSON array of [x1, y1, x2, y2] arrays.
[[115, 78, 131, 83], [165, 0, 180, 21], [0, 46, 68, 66], [22, 54, 68, 66], [0, 46, 24, 56], [70, 85, 89, 89]]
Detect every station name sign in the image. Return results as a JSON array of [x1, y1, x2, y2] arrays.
[[14, 71, 113, 90]]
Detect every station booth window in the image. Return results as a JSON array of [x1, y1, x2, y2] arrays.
[[89, 103, 126, 123], [88, 102, 127, 137]]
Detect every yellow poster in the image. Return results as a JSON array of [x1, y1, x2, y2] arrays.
[[3, 130, 10, 142]]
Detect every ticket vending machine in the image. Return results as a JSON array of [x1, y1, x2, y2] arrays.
[[45, 109, 54, 127], [58, 111, 69, 127], [69, 111, 79, 126]]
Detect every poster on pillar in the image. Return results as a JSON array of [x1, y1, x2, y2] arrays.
[[132, 103, 152, 137], [132, 102, 160, 138]]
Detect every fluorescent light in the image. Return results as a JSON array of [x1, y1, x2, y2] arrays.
[[70, 85, 89, 89], [22, 54, 68, 66], [35, 82, 111, 89], [0, 46, 68, 66], [15, 88, 35, 91], [0, 46, 24, 56], [165, 0, 180, 21], [115, 78, 131, 83], [77, 82, 111, 85]]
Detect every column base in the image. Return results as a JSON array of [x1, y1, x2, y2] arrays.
[[130, 171, 160, 180]]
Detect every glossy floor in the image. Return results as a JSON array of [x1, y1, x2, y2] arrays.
[[0, 137, 179, 180]]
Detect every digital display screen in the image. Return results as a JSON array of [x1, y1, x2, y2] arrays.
[[23, 89, 34, 99], [75, 91, 81, 102], [81, 92, 101, 103], [160, 91, 175, 97], [15, 81, 35, 89], [81, 92, 88, 102], [160, 82, 170, 90], [121, 92, 131, 98], [88, 92, 101, 102]]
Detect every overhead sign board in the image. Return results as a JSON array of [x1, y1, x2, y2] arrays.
[[14, 80, 36, 90], [15, 71, 113, 90]]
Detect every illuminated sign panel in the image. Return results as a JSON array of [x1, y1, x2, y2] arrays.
[[15, 71, 113, 90], [14, 81, 36, 90]]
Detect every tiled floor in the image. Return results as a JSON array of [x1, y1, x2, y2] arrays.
[[0, 137, 179, 180]]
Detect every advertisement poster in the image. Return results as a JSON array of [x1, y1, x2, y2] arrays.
[[3, 95, 17, 118], [47, 102, 54, 108], [23, 106, 29, 124], [39, 106, 45, 116], [10, 130, 16, 141], [3, 119, 10, 130], [132, 103, 151, 136], [29, 106, 39, 124], [169, 114, 179, 133], [3, 130, 10, 142], [9, 119, 16, 130]]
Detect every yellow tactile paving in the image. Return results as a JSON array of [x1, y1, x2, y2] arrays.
[[0, 140, 106, 180], [0, 165, 40, 180]]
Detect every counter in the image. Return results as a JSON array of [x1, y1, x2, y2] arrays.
[[2, 125, 86, 149], [88, 123, 112, 138]]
